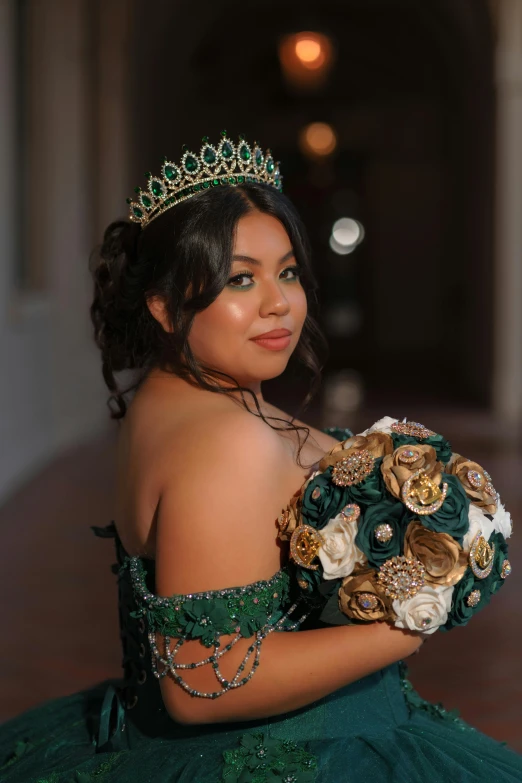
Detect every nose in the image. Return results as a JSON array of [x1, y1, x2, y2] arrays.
[[258, 278, 291, 318]]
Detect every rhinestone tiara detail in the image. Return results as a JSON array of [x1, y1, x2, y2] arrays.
[[127, 131, 283, 229]]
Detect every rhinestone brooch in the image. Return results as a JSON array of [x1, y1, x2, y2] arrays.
[[501, 559, 512, 579], [290, 525, 324, 570], [377, 555, 426, 601], [483, 470, 498, 500], [356, 592, 380, 611], [374, 523, 394, 543], [401, 469, 448, 515], [469, 531, 495, 580], [391, 421, 436, 439], [466, 469, 484, 490], [466, 589, 481, 608], [340, 503, 361, 522], [331, 449, 375, 487], [398, 448, 420, 465]]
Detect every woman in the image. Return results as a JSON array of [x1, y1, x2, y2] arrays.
[[1, 133, 521, 782]]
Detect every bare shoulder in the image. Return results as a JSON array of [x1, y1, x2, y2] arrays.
[[154, 405, 292, 594], [154, 403, 288, 492]]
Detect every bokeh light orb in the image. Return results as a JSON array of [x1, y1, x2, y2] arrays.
[[300, 122, 337, 158], [329, 218, 365, 255], [332, 218, 361, 247]]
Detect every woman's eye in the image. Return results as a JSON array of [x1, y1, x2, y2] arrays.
[[281, 265, 301, 280], [227, 272, 254, 288], [227, 266, 301, 288]]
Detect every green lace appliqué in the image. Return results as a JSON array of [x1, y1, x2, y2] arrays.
[[398, 661, 478, 733], [34, 752, 125, 783], [126, 557, 292, 646], [221, 731, 318, 782]]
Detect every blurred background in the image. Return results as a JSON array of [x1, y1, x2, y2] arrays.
[[1, 0, 521, 751]]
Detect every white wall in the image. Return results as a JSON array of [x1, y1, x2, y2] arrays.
[[0, 0, 129, 504]]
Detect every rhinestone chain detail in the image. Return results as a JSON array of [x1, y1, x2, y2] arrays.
[[149, 601, 311, 699]]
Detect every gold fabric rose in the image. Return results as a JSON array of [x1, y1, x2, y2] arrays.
[[403, 521, 468, 587], [339, 568, 396, 622], [381, 444, 443, 500], [446, 455, 498, 515], [318, 432, 394, 472], [276, 490, 301, 542]]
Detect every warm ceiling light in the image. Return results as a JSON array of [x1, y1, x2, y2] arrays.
[[300, 122, 337, 158], [278, 31, 334, 90], [295, 37, 325, 69]]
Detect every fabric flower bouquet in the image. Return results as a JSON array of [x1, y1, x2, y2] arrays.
[[277, 417, 513, 635]]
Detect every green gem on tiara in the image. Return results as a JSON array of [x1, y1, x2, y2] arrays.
[[202, 145, 217, 166], [140, 193, 153, 209], [149, 178, 166, 199], [254, 147, 263, 171], [266, 156, 275, 174], [222, 142, 234, 159], [183, 153, 200, 175], [162, 162, 180, 183], [131, 205, 143, 219], [219, 136, 235, 162], [239, 142, 251, 162]]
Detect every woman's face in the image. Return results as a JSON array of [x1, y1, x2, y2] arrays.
[[188, 210, 308, 387]]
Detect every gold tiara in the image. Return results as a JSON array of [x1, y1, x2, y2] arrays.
[[127, 131, 283, 229]]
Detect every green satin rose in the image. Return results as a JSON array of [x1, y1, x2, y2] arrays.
[[355, 500, 411, 568], [441, 566, 493, 631], [346, 456, 387, 507], [392, 433, 452, 465], [487, 531, 509, 594], [292, 563, 324, 599], [442, 529, 509, 631], [301, 468, 351, 529], [420, 474, 470, 544]]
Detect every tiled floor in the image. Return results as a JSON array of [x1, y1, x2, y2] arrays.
[[0, 408, 521, 752]]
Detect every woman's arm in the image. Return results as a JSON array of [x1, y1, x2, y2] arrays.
[[161, 616, 422, 725], [154, 411, 423, 725]]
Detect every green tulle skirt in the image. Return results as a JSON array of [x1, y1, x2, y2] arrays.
[[1, 662, 521, 783]]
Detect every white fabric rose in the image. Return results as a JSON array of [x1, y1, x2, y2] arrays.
[[392, 583, 454, 636], [318, 513, 366, 580], [360, 416, 399, 436], [463, 504, 495, 550], [492, 501, 512, 540]]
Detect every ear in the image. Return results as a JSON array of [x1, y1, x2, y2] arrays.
[[146, 295, 174, 333]]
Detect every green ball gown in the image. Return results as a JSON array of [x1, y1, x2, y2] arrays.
[[1, 427, 521, 783]]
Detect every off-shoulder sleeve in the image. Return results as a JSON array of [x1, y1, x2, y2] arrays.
[[123, 556, 311, 700]]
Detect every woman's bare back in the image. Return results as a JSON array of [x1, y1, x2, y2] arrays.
[[114, 373, 341, 559]]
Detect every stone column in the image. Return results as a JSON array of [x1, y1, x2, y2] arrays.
[[492, 0, 522, 432]]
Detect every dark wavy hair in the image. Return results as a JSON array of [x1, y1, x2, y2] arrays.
[[89, 182, 328, 466]]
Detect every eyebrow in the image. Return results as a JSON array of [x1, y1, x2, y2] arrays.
[[231, 250, 295, 267]]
